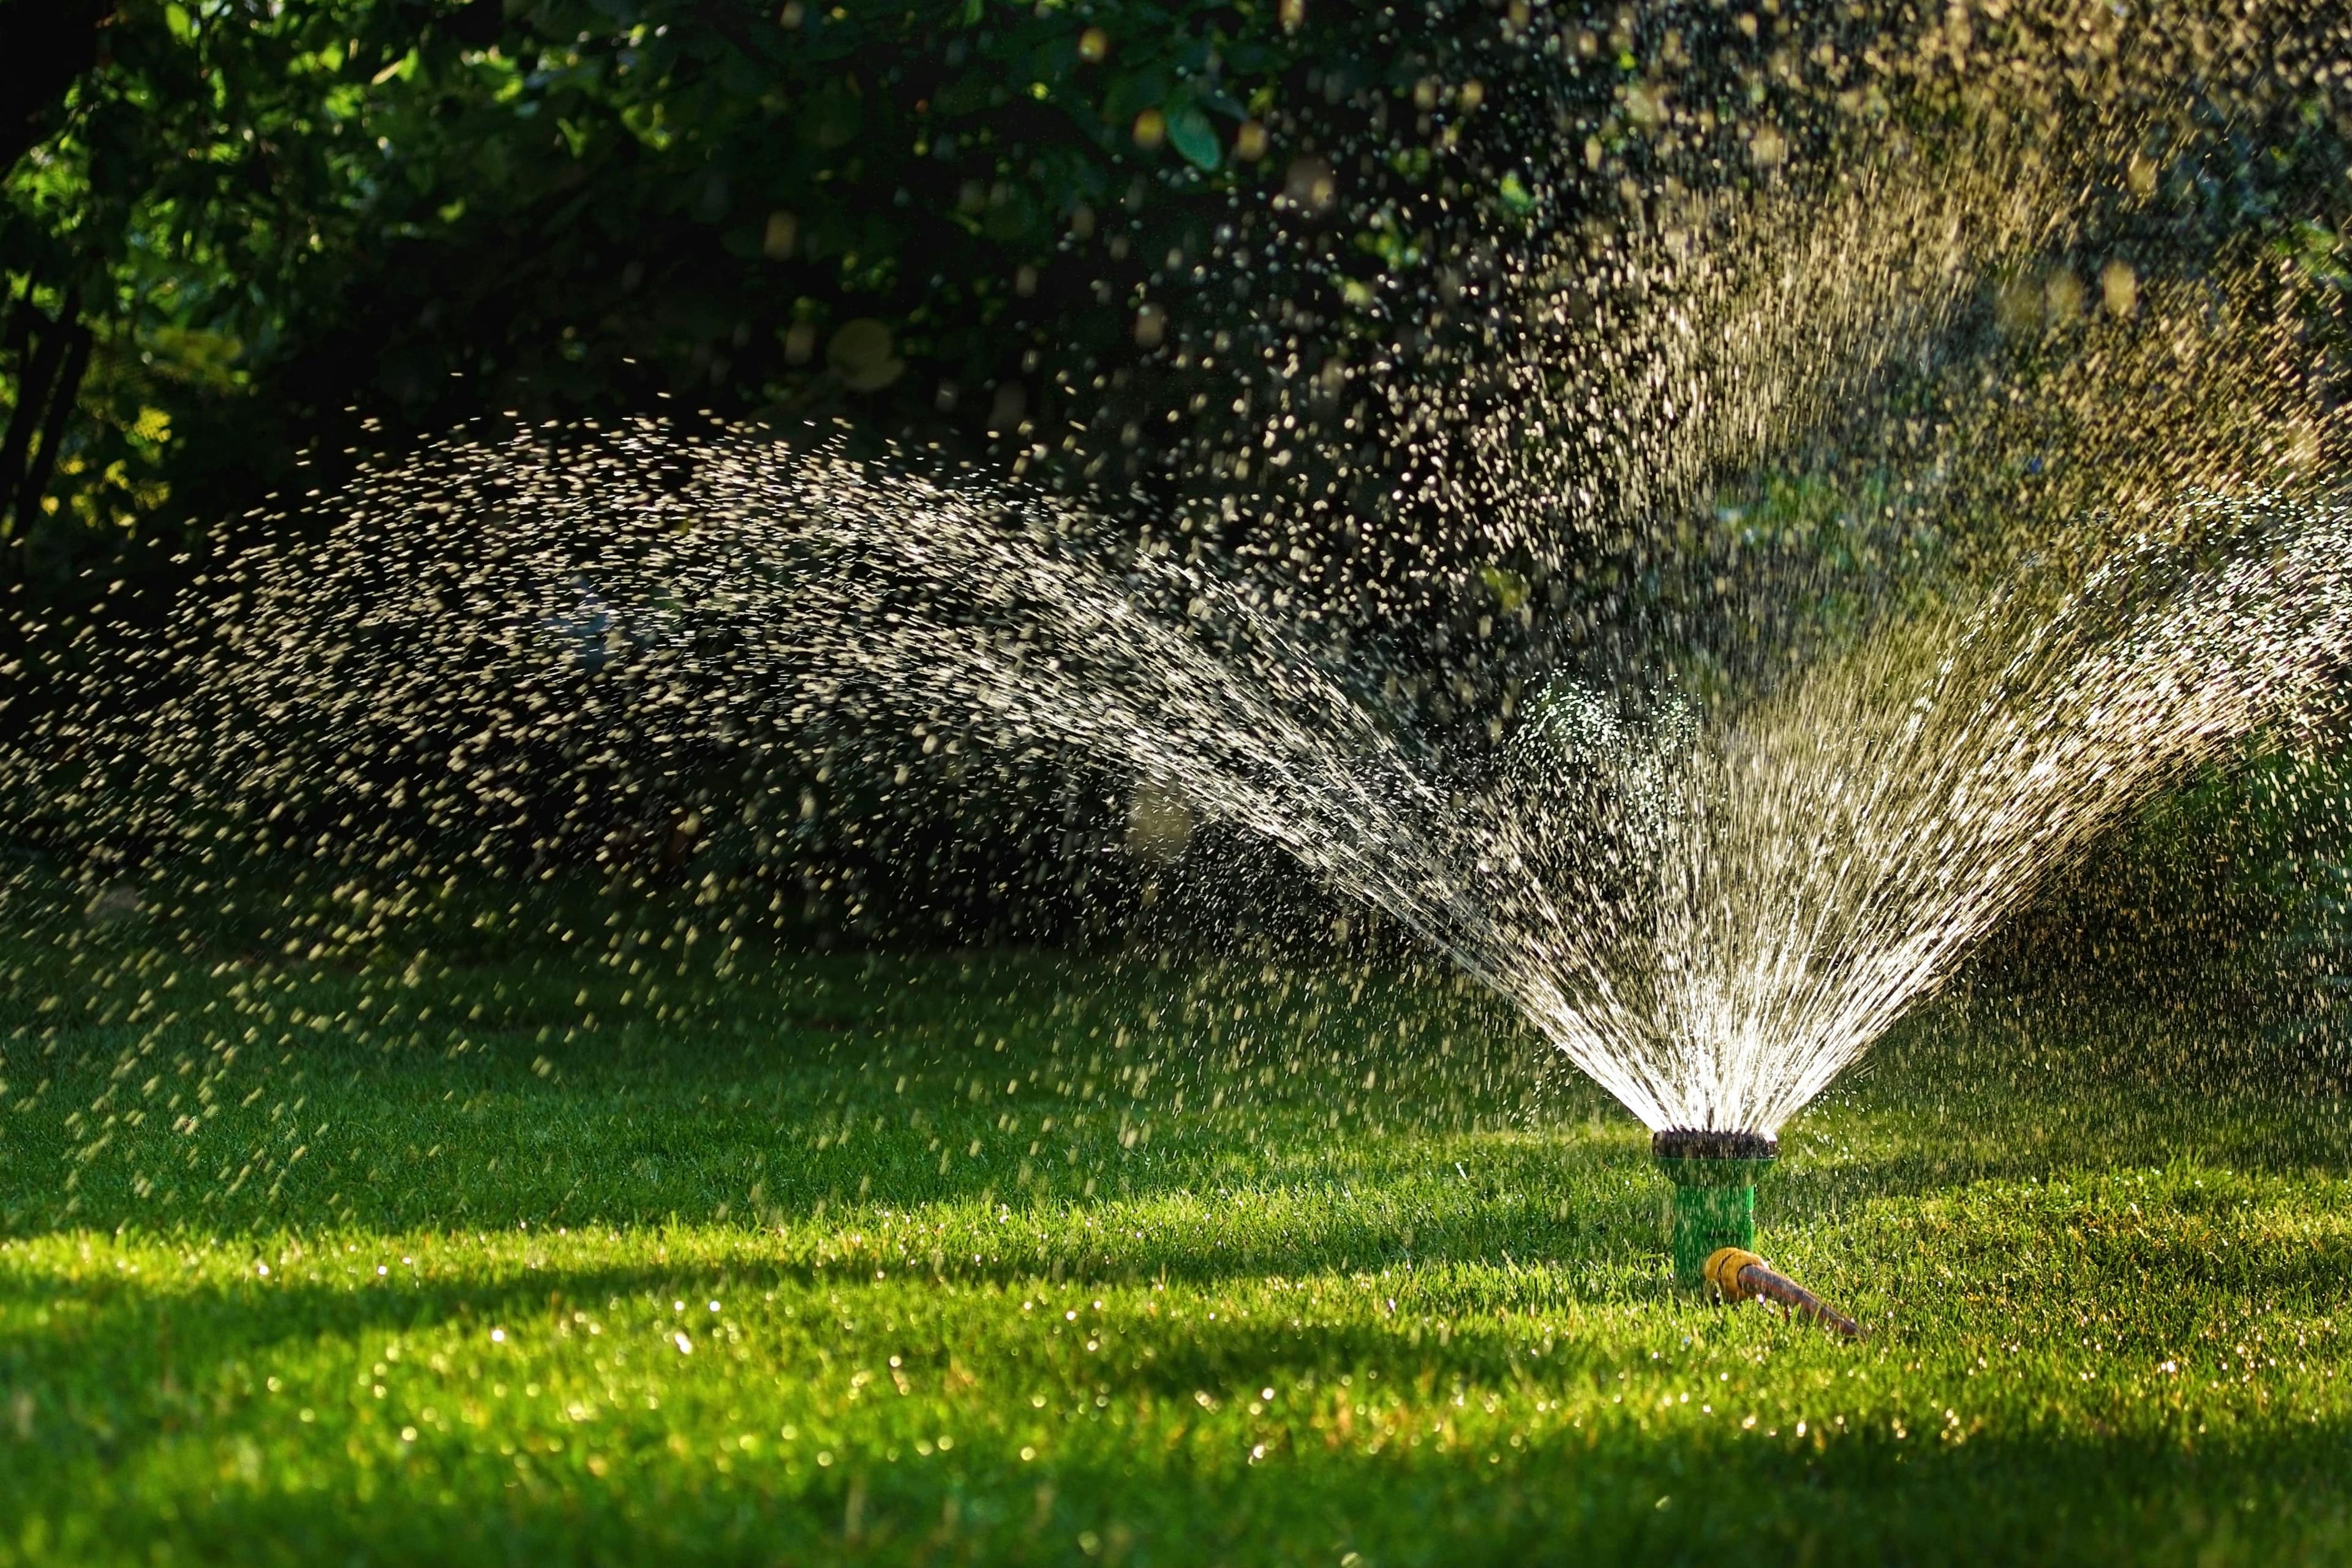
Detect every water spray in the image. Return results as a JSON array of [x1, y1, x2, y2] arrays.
[[1652, 1129, 1861, 1338]]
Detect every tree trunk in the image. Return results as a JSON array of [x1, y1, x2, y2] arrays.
[[0, 288, 86, 537], [17, 322, 92, 533]]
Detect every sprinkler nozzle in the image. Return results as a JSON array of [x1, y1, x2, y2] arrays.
[[1651, 1129, 1778, 1161], [1703, 1246, 1863, 1340]]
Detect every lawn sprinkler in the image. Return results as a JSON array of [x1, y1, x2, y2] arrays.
[[1653, 1128, 1776, 1282], [1652, 1128, 1861, 1339]]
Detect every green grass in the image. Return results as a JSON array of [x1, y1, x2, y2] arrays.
[[4, 940, 2352, 1565]]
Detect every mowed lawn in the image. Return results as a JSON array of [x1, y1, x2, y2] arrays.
[[4, 941, 2352, 1566]]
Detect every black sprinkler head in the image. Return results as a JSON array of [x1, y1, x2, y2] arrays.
[[1651, 1128, 1779, 1162]]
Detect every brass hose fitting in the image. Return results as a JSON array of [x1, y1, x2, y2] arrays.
[[1703, 1246, 1863, 1340]]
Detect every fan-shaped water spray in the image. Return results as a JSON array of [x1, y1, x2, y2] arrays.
[[15, 425, 2351, 1139]]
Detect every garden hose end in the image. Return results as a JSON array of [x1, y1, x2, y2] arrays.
[[1703, 1245, 1864, 1340], [1703, 1246, 1766, 1301]]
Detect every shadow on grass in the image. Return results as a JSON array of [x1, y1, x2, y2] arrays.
[[0, 1196, 1676, 1385], [2, 1107, 1654, 1250], [2, 1049, 1602, 1256], [15, 1170, 2352, 1417]]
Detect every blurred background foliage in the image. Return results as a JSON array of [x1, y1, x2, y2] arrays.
[[8, 1, 2348, 601], [0, 0, 1466, 586]]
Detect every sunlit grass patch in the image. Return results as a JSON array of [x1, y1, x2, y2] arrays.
[[3, 951, 2351, 1565]]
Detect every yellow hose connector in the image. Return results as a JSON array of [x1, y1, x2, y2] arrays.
[[1702, 1246, 1863, 1340], [1703, 1246, 1765, 1302]]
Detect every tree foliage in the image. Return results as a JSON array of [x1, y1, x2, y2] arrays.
[[0, 0, 1476, 578]]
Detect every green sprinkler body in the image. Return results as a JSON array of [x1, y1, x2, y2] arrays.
[[1651, 1128, 1777, 1288]]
